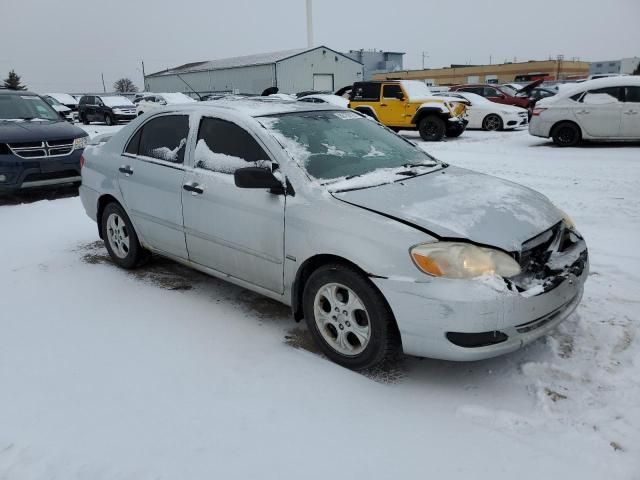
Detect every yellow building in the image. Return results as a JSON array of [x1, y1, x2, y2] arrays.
[[372, 59, 590, 86]]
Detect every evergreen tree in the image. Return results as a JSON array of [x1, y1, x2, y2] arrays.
[[3, 70, 26, 90]]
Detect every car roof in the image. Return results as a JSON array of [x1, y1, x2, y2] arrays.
[[555, 75, 640, 98], [0, 89, 38, 96], [179, 97, 340, 117]]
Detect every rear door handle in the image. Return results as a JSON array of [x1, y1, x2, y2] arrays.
[[624, 110, 639, 115], [380, 103, 388, 107], [576, 110, 590, 115], [183, 183, 204, 195], [119, 165, 133, 176]]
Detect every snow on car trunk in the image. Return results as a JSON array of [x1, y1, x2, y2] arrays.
[[0, 128, 638, 479]]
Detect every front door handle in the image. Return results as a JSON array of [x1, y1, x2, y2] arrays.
[[576, 110, 590, 115], [119, 165, 133, 176], [183, 183, 204, 195]]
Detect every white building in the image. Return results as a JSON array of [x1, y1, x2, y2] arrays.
[[590, 57, 640, 76], [145, 46, 363, 96]]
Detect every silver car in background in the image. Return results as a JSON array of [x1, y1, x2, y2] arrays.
[[79, 99, 588, 370]]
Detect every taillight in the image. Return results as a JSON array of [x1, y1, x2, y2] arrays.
[[80, 155, 85, 169], [532, 108, 547, 117]]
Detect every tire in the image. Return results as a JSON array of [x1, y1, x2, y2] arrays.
[[81, 114, 89, 125], [302, 263, 399, 370], [418, 115, 446, 141], [482, 114, 503, 131], [552, 121, 581, 147], [100, 202, 150, 269], [104, 114, 114, 126]]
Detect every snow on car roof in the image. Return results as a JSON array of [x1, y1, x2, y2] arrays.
[[555, 75, 640, 98], [45, 93, 78, 105], [194, 98, 340, 117], [158, 92, 196, 104]]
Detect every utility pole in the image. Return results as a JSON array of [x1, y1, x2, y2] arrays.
[[101, 73, 106, 93], [141, 60, 146, 91], [422, 51, 429, 70], [306, 0, 314, 48]]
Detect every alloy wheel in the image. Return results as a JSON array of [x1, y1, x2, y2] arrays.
[[106, 213, 130, 259], [313, 283, 371, 356]]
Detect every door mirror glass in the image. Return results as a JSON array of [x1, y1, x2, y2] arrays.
[[396, 91, 405, 101], [234, 167, 282, 190]]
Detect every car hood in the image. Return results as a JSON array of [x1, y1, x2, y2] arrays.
[[332, 166, 562, 252], [0, 120, 87, 143], [516, 78, 545, 95]]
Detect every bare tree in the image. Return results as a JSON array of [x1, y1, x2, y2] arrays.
[[113, 78, 138, 93]]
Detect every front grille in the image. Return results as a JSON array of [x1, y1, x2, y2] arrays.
[[517, 223, 562, 273], [8, 139, 75, 159]]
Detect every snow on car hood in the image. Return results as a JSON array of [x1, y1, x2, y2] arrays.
[[332, 166, 562, 252]]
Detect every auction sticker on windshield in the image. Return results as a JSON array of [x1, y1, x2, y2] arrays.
[[334, 112, 361, 120]]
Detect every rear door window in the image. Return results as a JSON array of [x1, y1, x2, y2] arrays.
[[624, 87, 640, 103], [137, 115, 189, 163], [351, 83, 381, 101], [582, 87, 622, 104], [194, 117, 270, 174]]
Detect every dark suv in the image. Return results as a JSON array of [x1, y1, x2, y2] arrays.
[[0, 90, 88, 195], [78, 95, 136, 125]]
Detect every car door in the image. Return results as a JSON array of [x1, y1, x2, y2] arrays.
[[574, 87, 623, 138], [181, 114, 285, 293], [377, 84, 408, 126], [118, 113, 190, 258], [621, 86, 640, 138]]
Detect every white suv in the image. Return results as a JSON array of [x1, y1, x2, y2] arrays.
[[529, 77, 640, 146], [136, 92, 196, 116]]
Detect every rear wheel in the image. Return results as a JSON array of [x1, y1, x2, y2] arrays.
[[418, 115, 446, 141], [302, 263, 399, 370], [101, 202, 149, 269], [482, 114, 503, 131], [552, 122, 581, 147]]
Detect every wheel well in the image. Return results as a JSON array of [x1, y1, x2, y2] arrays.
[[550, 120, 582, 138], [96, 194, 120, 239], [412, 108, 447, 125], [354, 106, 378, 121]]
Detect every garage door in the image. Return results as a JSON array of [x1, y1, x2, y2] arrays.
[[313, 74, 334, 92]]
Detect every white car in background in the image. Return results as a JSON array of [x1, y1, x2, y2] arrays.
[[529, 76, 640, 146], [42, 95, 74, 122], [298, 94, 349, 108], [136, 92, 196, 116], [435, 91, 528, 130], [45, 92, 79, 120]]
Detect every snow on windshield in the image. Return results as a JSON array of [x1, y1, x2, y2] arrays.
[[101, 96, 134, 107], [194, 139, 270, 174], [400, 80, 433, 99], [151, 138, 187, 162], [160, 93, 196, 104]]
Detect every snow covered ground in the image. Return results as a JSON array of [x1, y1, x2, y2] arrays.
[[1, 126, 638, 479]]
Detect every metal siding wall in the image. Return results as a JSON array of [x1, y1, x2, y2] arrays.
[[276, 49, 363, 93], [146, 64, 275, 95]]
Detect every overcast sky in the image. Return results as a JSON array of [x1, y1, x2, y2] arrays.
[[2, 0, 639, 92]]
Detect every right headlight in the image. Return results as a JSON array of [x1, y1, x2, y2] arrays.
[[410, 242, 521, 279]]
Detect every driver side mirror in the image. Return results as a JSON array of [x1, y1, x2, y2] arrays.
[[396, 92, 406, 101], [234, 167, 283, 192]]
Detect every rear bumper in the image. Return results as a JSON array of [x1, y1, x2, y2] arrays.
[[372, 242, 588, 361], [529, 118, 553, 138], [0, 149, 83, 194]]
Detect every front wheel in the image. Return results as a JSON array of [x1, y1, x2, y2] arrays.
[[101, 202, 149, 269], [552, 122, 581, 147], [418, 115, 446, 141], [104, 114, 114, 126], [81, 114, 89, 125], [302, 264, 399, 370]]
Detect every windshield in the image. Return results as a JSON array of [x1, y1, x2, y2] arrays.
[[400, 80, 433, 99], [259, 111, 439, 184], [500, 85, 518, 95], [0, 94, 60, 121], [45, 96, 63, 106], [101, 96, 134, 107]]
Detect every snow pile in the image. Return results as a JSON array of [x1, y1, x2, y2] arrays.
[[194, 139, 269, 173], [151, 138, 186, 162]]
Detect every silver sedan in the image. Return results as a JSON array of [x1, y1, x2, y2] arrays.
[[79, 99, 588, 370]]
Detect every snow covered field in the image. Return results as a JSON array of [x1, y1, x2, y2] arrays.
[[1, 126, 638, 479]]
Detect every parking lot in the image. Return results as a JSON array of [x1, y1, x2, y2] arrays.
[[1, 125, 638, 479]]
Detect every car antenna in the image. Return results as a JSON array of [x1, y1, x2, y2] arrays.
[[175, 73, 202, 100]]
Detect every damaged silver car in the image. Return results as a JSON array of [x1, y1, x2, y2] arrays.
[[79, 99, 588, 370]]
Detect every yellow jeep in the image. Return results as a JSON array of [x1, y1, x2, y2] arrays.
[[348, 80, 468, 141]]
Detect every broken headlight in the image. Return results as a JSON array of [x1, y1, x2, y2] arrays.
[[410, 242, 521, 279]]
